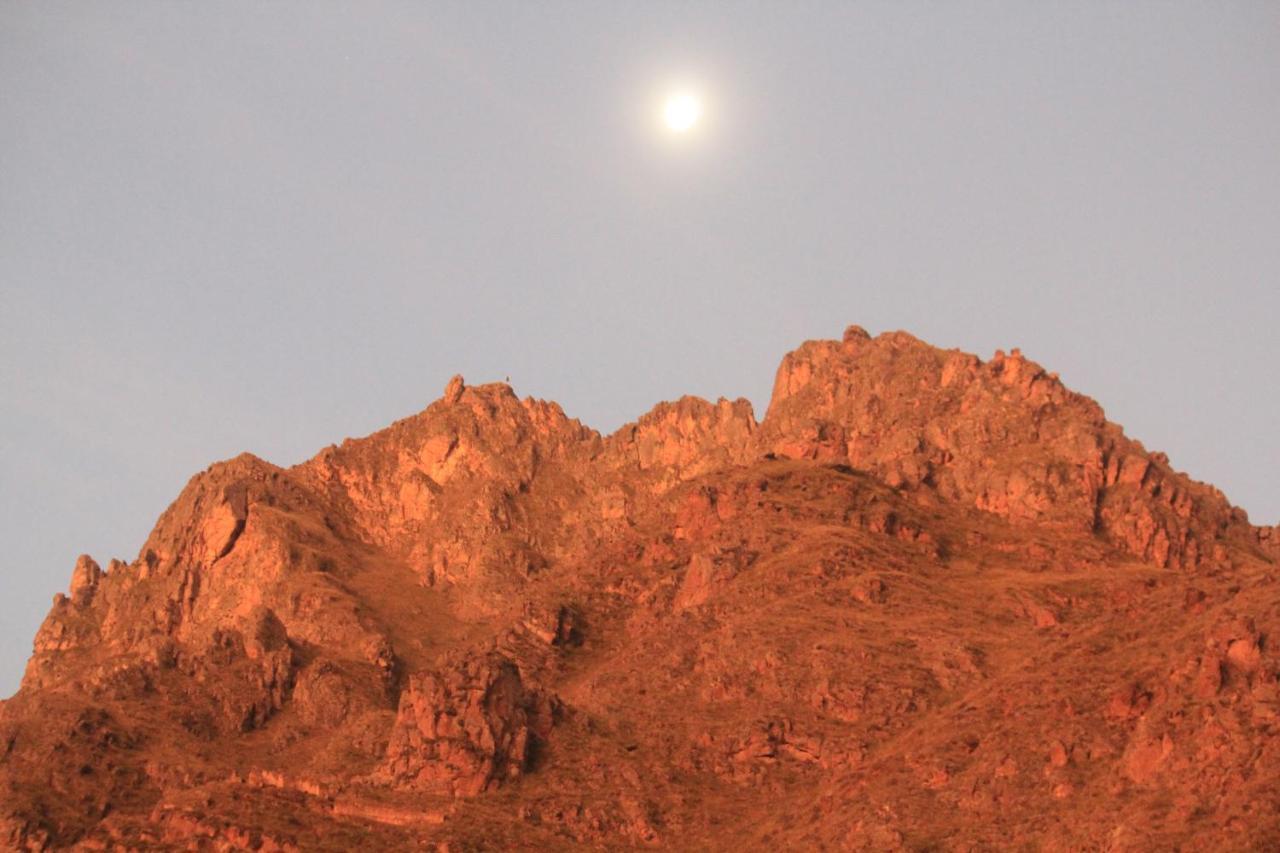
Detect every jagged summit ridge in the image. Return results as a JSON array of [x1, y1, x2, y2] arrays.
[[273, 324, 1260, 579], [24, 326, 1270, 691], [3, 325, 1278, 850]]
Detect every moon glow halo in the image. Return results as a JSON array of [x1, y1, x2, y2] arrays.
[[662, 93, 703, 133]]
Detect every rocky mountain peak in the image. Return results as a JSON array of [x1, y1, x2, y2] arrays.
[[758, 326, 1255, 569], [3, 326, 1276, 850]]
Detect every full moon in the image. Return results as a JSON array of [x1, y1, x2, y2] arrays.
[[663, 93, 703, 133]]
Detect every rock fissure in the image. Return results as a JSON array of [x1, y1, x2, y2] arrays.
[[213, 512, 247, 563]]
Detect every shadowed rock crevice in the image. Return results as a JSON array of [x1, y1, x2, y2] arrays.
[[212, 497, 248, 563]]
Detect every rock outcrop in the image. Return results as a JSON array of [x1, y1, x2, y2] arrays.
[[758, 327, 1255, 569], [379, 653, 554, 796]]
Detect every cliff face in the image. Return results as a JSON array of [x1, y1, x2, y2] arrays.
[[3, 327, 1277, 851]]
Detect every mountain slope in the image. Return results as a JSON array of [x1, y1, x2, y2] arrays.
[[3, 326, 1277, 851]]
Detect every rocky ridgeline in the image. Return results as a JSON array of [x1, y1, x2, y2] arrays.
[[758, 326, 1258, 569], [3, 325, 1276, 850]]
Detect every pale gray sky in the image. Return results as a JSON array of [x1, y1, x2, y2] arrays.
[[2, 3, 1277, 697]]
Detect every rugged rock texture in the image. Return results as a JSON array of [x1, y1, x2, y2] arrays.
[[2, 326, 1276, 851], [758, 328, 1249, 570], [378, 653, 554, 797]]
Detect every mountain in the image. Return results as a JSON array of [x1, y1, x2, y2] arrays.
[[3, 326, 1278, 851]]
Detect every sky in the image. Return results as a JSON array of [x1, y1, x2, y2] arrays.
[[1, 3, 1277, 698]]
